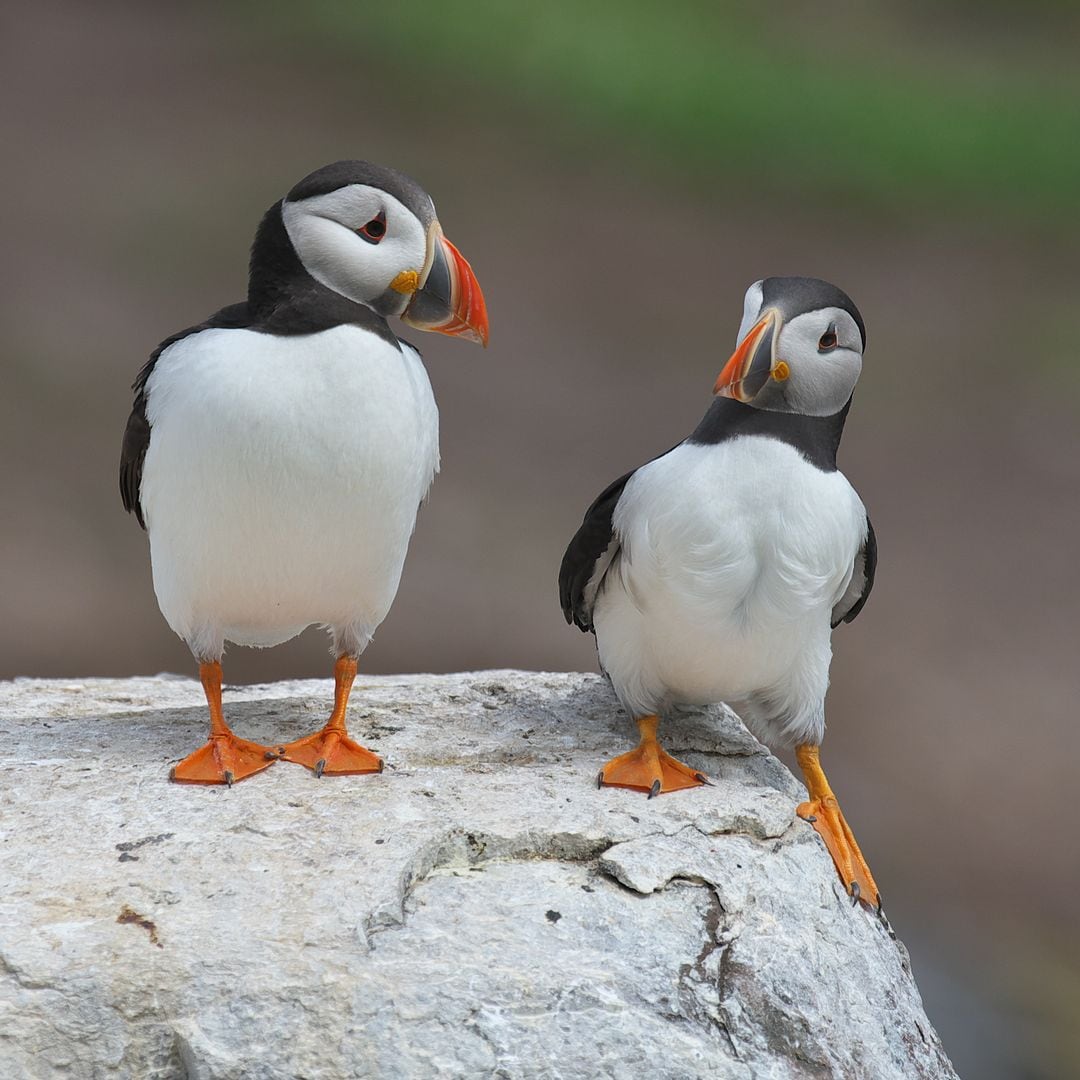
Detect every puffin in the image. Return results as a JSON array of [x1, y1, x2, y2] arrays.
[[120, 160, 488, 786], [559, 277, 880, 908]]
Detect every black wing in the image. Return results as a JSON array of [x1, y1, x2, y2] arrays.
[[119, 302, 250, 530], [558, 469, 637, 633], [559, 439, 688, 632], [831, 516, 877, 628], [119, 383, 152, 528]]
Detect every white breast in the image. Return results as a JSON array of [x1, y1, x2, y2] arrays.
[[140, 325, 439, 658], [593, 437, 866, 743]]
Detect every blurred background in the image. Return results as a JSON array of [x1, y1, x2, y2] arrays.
[[3, 1, 1079, 1074]]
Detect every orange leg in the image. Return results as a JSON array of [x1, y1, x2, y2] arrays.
[[277, 656, 383, 778], [171, 661, 276, 786], [795, 744, 881, 910], [598, 715, 710, 798]]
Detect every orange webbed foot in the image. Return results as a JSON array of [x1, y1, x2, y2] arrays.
[[278, 728, 383, 778], [171, 661, 276, 786], [598, 715, 711, 797], [277, 655, 383, 778], [795, 744, 881, 912], [171, 733, 276, 786]]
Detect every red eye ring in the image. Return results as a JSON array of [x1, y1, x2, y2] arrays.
[[818, 327, 838, 351], [357, 212, 386, 244]]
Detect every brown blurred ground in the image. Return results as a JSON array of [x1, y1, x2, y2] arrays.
[[3, 3, 1079, 1076]]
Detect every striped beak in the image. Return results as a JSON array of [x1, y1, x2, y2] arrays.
[[714, 308, 786, 401], [401, 224, 489, 346]]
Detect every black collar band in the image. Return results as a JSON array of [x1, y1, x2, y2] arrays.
[[246, 201, 399, 345], [686, 395, 851, 472]]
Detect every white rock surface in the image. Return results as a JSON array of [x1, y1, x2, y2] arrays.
[[0, 672, 956, 1079]]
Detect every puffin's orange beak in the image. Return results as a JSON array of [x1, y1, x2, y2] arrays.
[[714, 308, 783, 401], [401, 227, 489, 346]]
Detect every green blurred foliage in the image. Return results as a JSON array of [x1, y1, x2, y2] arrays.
[[258, 0, 1080, 226]]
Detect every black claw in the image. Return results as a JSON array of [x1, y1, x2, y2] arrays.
[[314, 759, 326, 779], [224, 770, 234, 788], [849, 881, 860, 906], [377, 758, 385, 774], [277, 746, 286, 756], [597, 771, 605, 789], [648, 779, 662, 799], [804, 814, 817, 824], [264, 751, 278, 760], [694, 772, 714, 786], [878, 906, 895, 937]]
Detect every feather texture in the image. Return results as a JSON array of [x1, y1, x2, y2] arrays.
[[138, 324, 438, 660], [589, 437, 868, 746]]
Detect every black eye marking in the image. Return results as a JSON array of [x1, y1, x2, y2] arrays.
[[818, 324, 838, 351], [357, 211, 387, 244]]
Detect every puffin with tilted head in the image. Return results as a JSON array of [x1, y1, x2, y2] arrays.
[[121, 160, 488, 785], [559, 277, 881, 909]]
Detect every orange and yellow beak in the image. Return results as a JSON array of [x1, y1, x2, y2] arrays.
[[714, 308, 787, 401], [401, 225, 489, 346]]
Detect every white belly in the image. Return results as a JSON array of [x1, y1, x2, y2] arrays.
[[593, 438, 865, 742], [141, 325, 439, 657]]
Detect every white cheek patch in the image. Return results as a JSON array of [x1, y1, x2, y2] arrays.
[[282, 211, 371, 304], [282, 187, 428, 308], [785, 351, 863, 416], [294, 184, 384, 228], [777, 309, 864, 417]]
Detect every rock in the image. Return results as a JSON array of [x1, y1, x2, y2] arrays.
[[0, 672, 956, 1079]]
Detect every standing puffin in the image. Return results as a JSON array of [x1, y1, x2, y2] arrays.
[[559, 277, 879, 907], [120, 160, 488, 786]]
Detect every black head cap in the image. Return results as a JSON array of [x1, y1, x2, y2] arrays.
[[760, 276, 866, 349], [286, 160, 436, 228]]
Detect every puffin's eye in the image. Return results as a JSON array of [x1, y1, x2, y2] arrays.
[[357, 212, 387, 244], [818, 326, 838, 351]]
